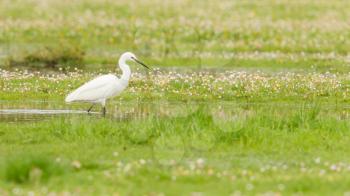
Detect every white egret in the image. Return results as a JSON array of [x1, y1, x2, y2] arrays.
[[65, 52, 150, 115]]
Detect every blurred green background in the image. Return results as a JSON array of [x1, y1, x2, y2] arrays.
[[1, 0, 350, 72]]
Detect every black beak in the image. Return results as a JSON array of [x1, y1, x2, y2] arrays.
[[131, 57, 150, 70]]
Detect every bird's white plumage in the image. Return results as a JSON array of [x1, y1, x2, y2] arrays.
[[65, 74, 127, 104], [65, 52, 147, 114]]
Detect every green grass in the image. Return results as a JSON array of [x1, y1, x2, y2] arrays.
[[1, 0, 350, 195], [1, 0, 350, 71], [0, 105, 350, 195], [5, 155, 69, 184], [0, 70, 349, 103], [5, 43, 85, 70]]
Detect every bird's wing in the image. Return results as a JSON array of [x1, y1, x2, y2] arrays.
[[65, 74, 118, 102]]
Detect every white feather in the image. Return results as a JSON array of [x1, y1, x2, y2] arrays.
[[65, 74, 127, 103], [64, 52, 149, 114]]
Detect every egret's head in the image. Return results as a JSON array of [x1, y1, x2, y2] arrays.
[[121, 52, 137, 61], [120, 52, 150, 70]]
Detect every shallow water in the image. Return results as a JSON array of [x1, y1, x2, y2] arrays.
[[0, 100, 349, 123], [0, 109, 96, 123], [0, 100, 200, 123]]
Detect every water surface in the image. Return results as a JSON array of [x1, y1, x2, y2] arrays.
[[0, 100, 349, 123]]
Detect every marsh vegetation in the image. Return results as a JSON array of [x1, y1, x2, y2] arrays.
[[1, 0, 350, 195]]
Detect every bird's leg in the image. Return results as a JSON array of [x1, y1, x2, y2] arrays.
[[101, 100, 106, 117], [102, 107, 106, 116], [87, 104, 95, 113]]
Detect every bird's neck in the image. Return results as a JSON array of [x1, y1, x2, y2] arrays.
[[119, 61, 131, 82]]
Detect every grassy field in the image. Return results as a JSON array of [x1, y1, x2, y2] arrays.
[[1, 103, 350, 195], [0, 69, 349, 102], [1, 0, 350, 71], [1, 0, 350, 195]]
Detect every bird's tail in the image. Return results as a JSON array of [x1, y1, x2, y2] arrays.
[[65, 93, 75, 103]]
